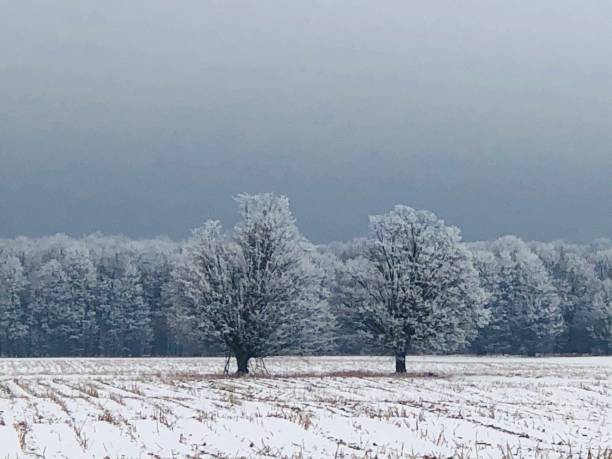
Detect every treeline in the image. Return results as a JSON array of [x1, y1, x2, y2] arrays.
[[0, 234, 177, 357], [0, 194, 610, 371]]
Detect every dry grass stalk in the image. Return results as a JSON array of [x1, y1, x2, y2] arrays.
[[14, 420, 29, 450]]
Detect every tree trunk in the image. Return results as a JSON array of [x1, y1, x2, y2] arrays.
[[395, 351, 406, 373], [235, 353, 250, 375]]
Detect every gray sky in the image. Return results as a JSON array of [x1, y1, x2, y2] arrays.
[[1, 0, 611, 243]]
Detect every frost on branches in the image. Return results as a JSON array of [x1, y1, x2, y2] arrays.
[[170, 193, 331, 374], [470, 236, 564, 355], [589, 250, 612, 353], [0, 198, 610, 361], [336, 206, 487, 373], [531, 242, 598, 353], [0, 255, 28, 356]]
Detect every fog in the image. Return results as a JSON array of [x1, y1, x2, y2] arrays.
[[1, 0, 611, 242]]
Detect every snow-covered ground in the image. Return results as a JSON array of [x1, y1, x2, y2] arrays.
[[0, 356, 610, 458]]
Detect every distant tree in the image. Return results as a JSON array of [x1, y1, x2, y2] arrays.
[[593, 249, 612, 281], [118, 258, 152, 356], [29, 260, 70, 356], [0, 255, 28, 356], [325, 238, 386, 356], [96, 267, 122, 356], [472, 236, 563, 355], [97, 253, 152, 356], [170, 193, 326, 374], [61, 246, 97, 356], [588, 279, 612, 354], [166, 250, 215, 355], [136, 242, 177, 355], [531, 242, 596, 353], [336, 206, 487, 373]]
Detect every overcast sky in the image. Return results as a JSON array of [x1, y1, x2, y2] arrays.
[[1, 0, 611, 243]]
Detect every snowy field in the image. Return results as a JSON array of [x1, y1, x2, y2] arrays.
[[0, 356, 610, 458]]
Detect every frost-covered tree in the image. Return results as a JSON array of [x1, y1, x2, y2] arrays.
[[0, 255, 28, 356], [580, 250, 612, 354], [531, 242, 596, 353], [95, 269, 121, 356], [97, 253, 152, 356], [118, 259, 152, 356], [301, 247, 339, 354], [593, 249, 612, 282], [166, 250, 216, 356], [588, 279, 612, 354], [170, 193, 326, 373], [336, 206, 487, 373], [29, 260, 71, 356], [135, 241, 177, 355], [471, 236, 563, 355], [61, 246, 97, 356], [325, 238, 387, 355]]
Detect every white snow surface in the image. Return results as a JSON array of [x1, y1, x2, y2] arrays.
[[0, 355, 610, 458]]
